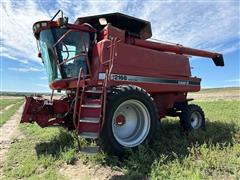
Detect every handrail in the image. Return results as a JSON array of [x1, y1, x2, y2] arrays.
[[108, 38, 118, 80], [76, 68, 85, 133], [52, 29, 75, 48], [73, 68, 85, 130], [58, 53, 87, 66], [101, 38, 118, 129]]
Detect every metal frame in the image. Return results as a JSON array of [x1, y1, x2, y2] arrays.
[[21, 13, 224, 138]]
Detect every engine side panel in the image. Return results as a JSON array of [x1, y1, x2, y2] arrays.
[[113, 43, 191, 78], [97, 41, 201, 93]]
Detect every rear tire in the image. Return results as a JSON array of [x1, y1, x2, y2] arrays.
[[180, 104, 205, 131], [100, 85, 158, 155]]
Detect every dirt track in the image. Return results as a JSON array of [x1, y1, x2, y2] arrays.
[[0, 105, 24, 178], [59, 161, 124, 180], [0, 104, 15, 114]]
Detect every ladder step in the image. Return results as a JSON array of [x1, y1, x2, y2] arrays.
[[79, 117, 100, 123], [85, 90, 103, 94], [79, 132, 99, 139], [81, 104, 101, 108]]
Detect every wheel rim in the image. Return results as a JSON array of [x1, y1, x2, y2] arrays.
[[190, 111, 202, 129], [112, 99, 151, 147]]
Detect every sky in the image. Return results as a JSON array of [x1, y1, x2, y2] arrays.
[[0, 0, 239, 93]]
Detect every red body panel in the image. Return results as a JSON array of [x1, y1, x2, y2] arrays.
[[47, 25, 201, 93], [21, 16, 223, 134], [113, 43, 191, 77], [21, 97, 69, 127]]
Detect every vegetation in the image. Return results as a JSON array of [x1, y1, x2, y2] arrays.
[[2, 125, 73, 179], [200, 87, 240, 93], [0, 91, 51, 97], [0, 100, 23, 127], [0, 99, 21, 111], [2, 99, 240, 179]]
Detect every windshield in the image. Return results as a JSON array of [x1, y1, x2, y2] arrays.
[[39, 28, 90, 82]]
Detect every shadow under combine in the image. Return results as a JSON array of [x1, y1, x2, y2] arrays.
[[35, 129, 75, 158], [108, 119, 239, 179], [34, 119, 238, 179]]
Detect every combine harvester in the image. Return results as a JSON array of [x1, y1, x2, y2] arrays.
[[21, 10, 224, 155]]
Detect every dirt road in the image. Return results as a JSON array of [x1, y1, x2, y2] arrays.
[[59, 161, 124, 180], [0, 104, 15, 114], [0, 105, 24, 178]]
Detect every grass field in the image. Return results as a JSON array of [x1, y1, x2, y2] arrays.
[[0, 99, 23, 127], [1, 99, 239, 179], [0, 99, 21, 111], [188, 87, 240, 101]]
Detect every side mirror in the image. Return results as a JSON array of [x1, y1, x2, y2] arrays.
[[38, 53, 44, 64], [38, 52, 42, 58]]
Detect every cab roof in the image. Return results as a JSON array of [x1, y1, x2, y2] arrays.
[[74, 12, 152, 40]]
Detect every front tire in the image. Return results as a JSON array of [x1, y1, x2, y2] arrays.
[[100, 85, 158, 155]]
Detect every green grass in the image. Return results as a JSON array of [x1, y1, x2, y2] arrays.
[[0, 100, 24, 127], [0, 99, 21, 111], [200, 87, 240, 93], [2, 124, 82, 179], [2, 100, 240, 179]]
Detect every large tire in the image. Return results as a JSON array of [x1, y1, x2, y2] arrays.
[[100, 85, 158, 155], [180, 104, 205, 131]]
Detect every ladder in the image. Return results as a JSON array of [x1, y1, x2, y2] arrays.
[[73, 38, 118, 139]]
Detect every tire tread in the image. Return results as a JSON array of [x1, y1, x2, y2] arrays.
[[99, 85, 159, 155], [180, 104, 205, 131]]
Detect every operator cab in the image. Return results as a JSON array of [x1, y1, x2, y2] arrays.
[[39, 28, 90, 80], [33, 11, 153, 90], [33, 14, 96, 89]]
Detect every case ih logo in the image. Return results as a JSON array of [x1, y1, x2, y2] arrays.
[[178, 80, 189, 85]]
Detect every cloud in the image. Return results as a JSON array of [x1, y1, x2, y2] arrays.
[[35, 83, 49, 88], [1, 0, 50, 63], [0, 46, 18, 60], [142, 1, 239, 51], [40, 76, 48, 80], [227, 78, 240, 82], [0, 52, 18, 60], [57, 0, 239, 53], [1, 0, 239, 65], [0, 0, 126, 64], [222, 43, 240, 54], [222, 84, 240, 88], [225, 78, 240, 87], [8, 67, 42, 72], [54, 0, 127, 20]]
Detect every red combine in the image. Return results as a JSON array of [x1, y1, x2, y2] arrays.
[[21, 11, 224, 155]]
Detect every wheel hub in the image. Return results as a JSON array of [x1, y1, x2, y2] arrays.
[[112, 100, 151, 147], [190, 111, 202, 129], [115, 114, 126, 126]]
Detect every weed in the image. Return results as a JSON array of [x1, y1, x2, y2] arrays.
[[2, 100, 240, 179], [0, 100, 23, 126], [0, 99, 22, 111]]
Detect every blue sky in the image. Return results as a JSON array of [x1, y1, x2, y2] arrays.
[[0, 0, 239, 93]]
